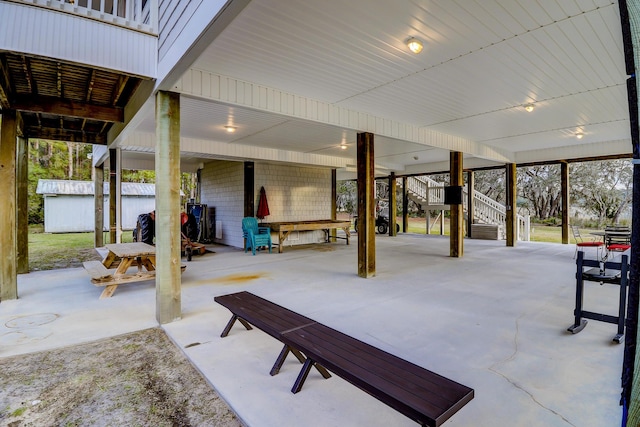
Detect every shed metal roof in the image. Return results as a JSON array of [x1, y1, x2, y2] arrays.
[[36, 179, 156, 196]]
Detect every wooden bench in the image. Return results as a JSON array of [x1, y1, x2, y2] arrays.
[[215, 291, 474, 426], [214, 291, 331, 377]]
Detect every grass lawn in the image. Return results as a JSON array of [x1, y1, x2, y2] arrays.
[[28, 225, 133, 271]]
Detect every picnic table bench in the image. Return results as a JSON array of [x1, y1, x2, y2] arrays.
[[215, 291, 474, 426]]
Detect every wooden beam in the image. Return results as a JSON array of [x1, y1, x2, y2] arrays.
[[21, 126, 106, 144], [505, 163, 517, 247], [155, 90, 181, 324], [12, 95, 124, 123], [388, 172, 397, 236], [450, 152, 463, 257], [94, 163, 104, 248], [0, 110, 18, 300], [357, 132, 375, 278], [402, 176, 408, 233], [16, 136, 28, 274], [244, 162, 254, 217], [467, 171, 475, 238], [109, 149, 117, 244], [331, 169, 337, 241], [561, 161, 569, 244], [0, 55, 12, 109]]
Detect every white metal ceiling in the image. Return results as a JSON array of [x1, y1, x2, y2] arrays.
[[130, 0, 631, 174]]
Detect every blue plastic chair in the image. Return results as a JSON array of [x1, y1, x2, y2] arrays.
[[242, 217, 272, 255]]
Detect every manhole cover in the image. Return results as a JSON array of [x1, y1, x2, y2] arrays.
[[5, 313, 59, 329], [0, 328, 52, 346]]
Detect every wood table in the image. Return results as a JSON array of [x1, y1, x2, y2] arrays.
[[84, 242, 157, 299], [260, 220, 351, 253]]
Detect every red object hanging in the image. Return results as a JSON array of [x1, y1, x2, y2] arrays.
[[256, 186, 270, 219]]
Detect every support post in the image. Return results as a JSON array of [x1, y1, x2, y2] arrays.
[[402, 176, 408, 233], [561, 161, 569, 244], [388, 172, 397, 236], [331, 169, 337, 241], [505, 163, 517, 247], [155, 91, 181, 324], [17, 135, 28, 274], [450, 152, 463, 257], [0, 111, 18, 301], [244, 162, 254, 217], [109, 149, 117, 244], [357, 132, 375, 278], [467, 171, 475, 239], [94, 162, 104, 248]]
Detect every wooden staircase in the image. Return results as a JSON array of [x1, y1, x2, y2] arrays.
[[399, 176, 530, 241]]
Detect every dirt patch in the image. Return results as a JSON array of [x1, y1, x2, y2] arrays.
[[0, 328, 242, 427]]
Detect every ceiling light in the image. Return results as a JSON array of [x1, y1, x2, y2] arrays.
[[340, 145, 347, 150], [224, 125, 237, 133], [524, 103, 535, 112], [406, 37, 423, 54], [575, 132, 584, 139]]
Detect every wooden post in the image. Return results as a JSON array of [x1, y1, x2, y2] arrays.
[[357, 132, 375, 278], [402, 176, 408, 233], [17, 135, 29, 274], [155, 91, 181, 324], [94, 162, 104, 248], [505, 163, 517, 247], [244, 162, 254, 217], [388, 172, 397, 236], [0, 111, 18, 300], [561, 161, 569, 244], [109, 149, 117, 244], [467, 171, 475, 239], [450, 151, 463, 257], [331, 169, 337, 240]]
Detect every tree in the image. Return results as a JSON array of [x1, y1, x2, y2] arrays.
[[517, 165, 562, 220], [571, 160, 632, 226]]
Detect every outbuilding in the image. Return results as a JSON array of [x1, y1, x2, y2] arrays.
[[36, 179, 155, 233]]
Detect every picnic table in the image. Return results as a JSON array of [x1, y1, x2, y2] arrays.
[[83, 242, 159, 299], [260, 219, 351, 253]]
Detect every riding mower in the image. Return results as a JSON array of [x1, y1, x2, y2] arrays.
[[353, 214, 400, 234]]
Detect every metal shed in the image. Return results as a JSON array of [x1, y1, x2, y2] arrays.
[[36, 179, 155, 233]]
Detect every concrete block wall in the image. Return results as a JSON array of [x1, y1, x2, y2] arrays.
[[255, 163, 332, 247], [199, 160, 333, 249], [200, 160, 245, 248]]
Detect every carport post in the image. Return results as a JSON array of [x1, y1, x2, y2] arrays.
[[450, 151, 463, 257], [155, 90, 182, 324], [505, 163, 517, 247], [388, 172, 397, 236], [17, 135, 28, 274], [0, 110, 17, 300], [357, 132, 375, 278], [561, 161, 569, 244], [94, 162, 104, 248]]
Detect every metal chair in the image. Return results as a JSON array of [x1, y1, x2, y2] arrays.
[[242, 217, 272, 255], [604, 226, 631, 260], [570, 225, 603, 259]]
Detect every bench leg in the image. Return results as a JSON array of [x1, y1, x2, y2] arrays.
[[291, 359, 314, 394], [220, 314, 253, 337], [100, 284, 118, 299], [270, 345, 331, 379]]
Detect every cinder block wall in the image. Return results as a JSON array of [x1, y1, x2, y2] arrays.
[[255, 163, 331, 247], [200, 160, 332, 249], [200, 160, 245, 248]]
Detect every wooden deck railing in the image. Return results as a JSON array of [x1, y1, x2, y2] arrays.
[[13, 0, 157, 33]]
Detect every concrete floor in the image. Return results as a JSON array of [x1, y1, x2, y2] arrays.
[[0, 234, 626, 427]]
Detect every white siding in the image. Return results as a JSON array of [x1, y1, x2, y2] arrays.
[[199, 160, 332, 249], [43, 195, 154, 233], [158, 0, 202, 61], [0, 2, 156, 77]]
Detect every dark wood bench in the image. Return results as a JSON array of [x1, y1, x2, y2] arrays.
[[214, 291, 330, 377], [215, 291, 474, 426]]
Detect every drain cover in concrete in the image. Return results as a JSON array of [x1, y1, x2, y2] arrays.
[[0, 328, 52, 346], [5, 313, 59, 329]]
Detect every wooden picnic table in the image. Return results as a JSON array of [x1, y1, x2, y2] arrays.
[[260, 219, 351, 253], [84, 242, 158, 299]]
